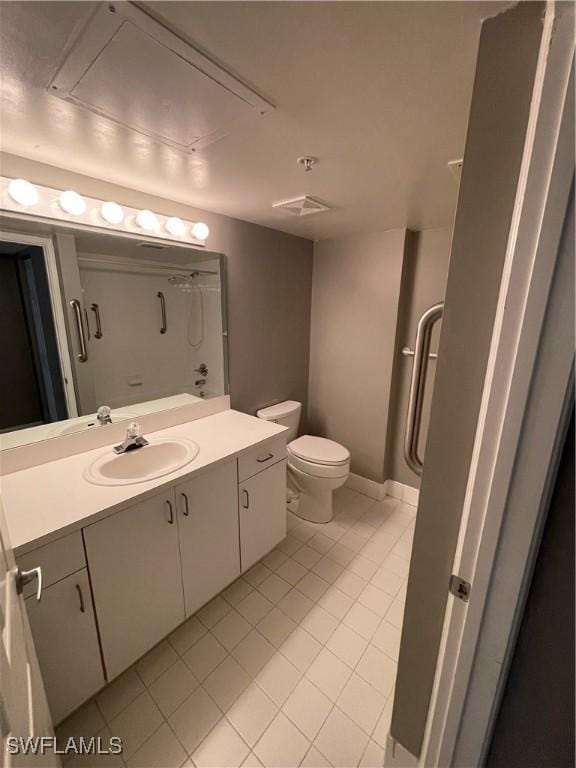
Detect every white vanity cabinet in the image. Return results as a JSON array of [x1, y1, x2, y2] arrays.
[[11, 413, 288, 719], [175, 460, 240, 616], [239, 459, 287, 571], [18, 532, 104, 724], [83, 490, 185, 681], [25, 569, 104, 725]]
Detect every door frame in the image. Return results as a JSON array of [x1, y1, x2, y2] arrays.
[[420, 3, 574, 766], [1, 231, 79, 418]]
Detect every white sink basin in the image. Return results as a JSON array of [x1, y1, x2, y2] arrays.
[[84, 437, 199, 486]]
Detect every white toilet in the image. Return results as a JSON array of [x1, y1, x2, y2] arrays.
[[257, 400, 350, 524]]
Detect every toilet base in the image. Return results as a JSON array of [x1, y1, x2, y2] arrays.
[[287, 464, 348, 524]]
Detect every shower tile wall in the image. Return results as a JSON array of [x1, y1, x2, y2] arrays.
[[78, 261, 224, 408]]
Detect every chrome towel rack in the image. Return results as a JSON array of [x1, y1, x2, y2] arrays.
[[404, 302, 444, 476]]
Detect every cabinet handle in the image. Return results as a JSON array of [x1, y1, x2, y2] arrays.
[[181, 492, 190, 517], [257, 453, 274, 463], [242, 489, 250, 509], [15, 566, 42, 601], [166, 499, 174, 524], [75, 584, 86, 613]]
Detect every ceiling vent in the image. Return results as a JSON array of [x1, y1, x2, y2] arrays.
[[272, 196, 331, 217], [47, 3, 274, 152]]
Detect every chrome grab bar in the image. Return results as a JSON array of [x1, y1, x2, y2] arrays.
[[404, 302, 444, 476], [70, 299, 88, 362], [402, 346, 438, 360], [157, 291, 167, 334], [90, 303, 103, 339]]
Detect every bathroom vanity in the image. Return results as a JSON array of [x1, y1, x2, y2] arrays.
[[3, 409, 287, 724]]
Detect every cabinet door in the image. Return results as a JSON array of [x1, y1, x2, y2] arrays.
[[176, 461, 240, 617], [239, 460, 287, 572], [25, 569, 104, 724], [83, 492, 184, 680]]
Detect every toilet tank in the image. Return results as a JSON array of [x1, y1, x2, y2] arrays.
[[256, 400, 302, 442]]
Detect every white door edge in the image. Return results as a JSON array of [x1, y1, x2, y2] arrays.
[[419, 2, 575, 766], [0, 230, 79, 419]]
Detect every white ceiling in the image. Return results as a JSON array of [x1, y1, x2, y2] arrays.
[[0, 1, 507, 240]]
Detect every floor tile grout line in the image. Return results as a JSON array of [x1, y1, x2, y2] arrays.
[[122, 718, 171, 767], [182, 681, 252, 763]]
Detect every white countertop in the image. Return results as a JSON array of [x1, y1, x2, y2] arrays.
[[2, 409, 286, 556]]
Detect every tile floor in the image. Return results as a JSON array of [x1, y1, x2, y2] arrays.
[[57, 487, 416, 768]]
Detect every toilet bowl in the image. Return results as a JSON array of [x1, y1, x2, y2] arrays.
[[256, 401, 351, 524], [287, 435, 350, 523]]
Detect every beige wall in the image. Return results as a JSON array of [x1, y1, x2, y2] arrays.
[[307, 230, 407, 483], [385, 228, 452, 488], [0, 153, 314, 420], [391, 1, 545, 756]]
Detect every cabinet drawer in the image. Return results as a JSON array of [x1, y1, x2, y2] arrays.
[[238, 435, 286, 482], [17, 531, 85, 598]]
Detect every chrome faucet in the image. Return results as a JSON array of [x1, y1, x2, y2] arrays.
[[113, 423, 149, 454], [96, 405, 113, 425]]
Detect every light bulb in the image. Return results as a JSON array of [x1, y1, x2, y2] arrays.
[[59, 190, 86, 216], [192, 221, 210, 240], [8, 178, 39, 207], [136, 209, 158, 230], [165, 216, 185, 237], [101, 201, 124, 225]]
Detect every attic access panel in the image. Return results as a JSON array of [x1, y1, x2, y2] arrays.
[[48, 3, 274, 152]]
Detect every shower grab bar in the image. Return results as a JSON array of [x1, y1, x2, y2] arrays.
[[157, 291, 167, 334], [90, 303, 103, 339], [404, 302, 444, 476], [70, 299, 88, 362], [402, 346, 437, 359]]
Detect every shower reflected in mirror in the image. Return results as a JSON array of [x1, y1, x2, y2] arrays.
[[0, 225, 227, 450]]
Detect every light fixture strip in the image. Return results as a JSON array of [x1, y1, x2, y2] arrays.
[[0, 177, 210, 245]]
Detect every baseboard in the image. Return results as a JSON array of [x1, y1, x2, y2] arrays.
[[386, 479, 420, 507], [345, 473, 420, 506], [345, 472, 387, 500]]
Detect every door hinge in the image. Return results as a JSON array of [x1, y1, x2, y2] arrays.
[[449, 574, 471, 602]]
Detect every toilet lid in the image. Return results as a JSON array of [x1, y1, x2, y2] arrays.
[[289, 435, 350, 466]]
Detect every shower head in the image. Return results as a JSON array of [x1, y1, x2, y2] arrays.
[[168, 269, 217, 285], [168, 273, 194, 285]]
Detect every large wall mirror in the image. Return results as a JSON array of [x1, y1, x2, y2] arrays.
[[0, 219, 228, 450]]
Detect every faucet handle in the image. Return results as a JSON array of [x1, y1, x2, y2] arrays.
[[96, 405, 112, 425], [126, 422, 141, 439]]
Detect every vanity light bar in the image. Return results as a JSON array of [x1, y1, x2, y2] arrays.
[[0, 177, 210, 245]]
